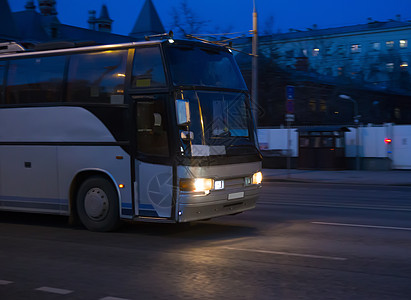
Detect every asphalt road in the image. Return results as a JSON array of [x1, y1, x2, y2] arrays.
[[1, 182, 411, 300]]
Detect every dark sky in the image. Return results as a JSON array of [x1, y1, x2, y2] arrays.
[[8, 0, 411, 36]]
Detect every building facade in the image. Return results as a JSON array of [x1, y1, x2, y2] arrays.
[[259, 19, 411, 91], [234, 18, 411, 127]]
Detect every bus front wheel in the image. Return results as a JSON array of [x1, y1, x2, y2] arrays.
[[76, 176, 121, 232]]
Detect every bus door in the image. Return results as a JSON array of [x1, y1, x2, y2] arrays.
[[132, 95, 173, 219]]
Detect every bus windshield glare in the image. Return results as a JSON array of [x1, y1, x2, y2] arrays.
[[167, 45, 257, 157], [176, 90, 258, 157]]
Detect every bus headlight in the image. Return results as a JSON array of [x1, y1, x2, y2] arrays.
[[214, 180, 224, 190], [252, 171, 263, 185], [194, 178, 214, 192], [245, 172, 262, 185], [180, 178, 214, 192]]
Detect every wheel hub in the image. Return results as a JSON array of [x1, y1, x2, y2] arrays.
[[84, 188, 109, 221]]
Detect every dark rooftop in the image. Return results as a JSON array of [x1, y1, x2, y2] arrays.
[[130, 0, 165, 39], [0, 0, 20, 41], [260, 20, 411, 43]]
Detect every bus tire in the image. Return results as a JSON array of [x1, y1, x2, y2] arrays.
[[76, 176, 121, 232]]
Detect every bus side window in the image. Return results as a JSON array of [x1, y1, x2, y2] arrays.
[[67, 50, 127, 104], [136, 99, 169, 157], [6, 56, 65, 104], [132, 47, 166, 88]]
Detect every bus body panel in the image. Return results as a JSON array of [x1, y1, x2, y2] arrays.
[[0, 107, 117, 143], [58, 146, 133, 219], [135, 161, 173, 218], [0, 146, 61, 213], [0, 107, 133, 218], [176, 161, 261, 222]]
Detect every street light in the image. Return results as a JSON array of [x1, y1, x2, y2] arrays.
[[339, 94, 360, 170], [251, 0, 258, 127]]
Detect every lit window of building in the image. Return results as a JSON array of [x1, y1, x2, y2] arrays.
[[386, 41, 395, 49], [312, 48, 320, 56], [386, 62, 394, 72], [371, 42, 381, 50], [320, 100, 327, 112], [400, 39, 408, 48], [351, 44, 361, 53], [309, 99, 317, 111]]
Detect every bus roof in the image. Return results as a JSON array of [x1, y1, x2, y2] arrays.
[[0, 40, 160, 59], [0, 39, 231, 59]]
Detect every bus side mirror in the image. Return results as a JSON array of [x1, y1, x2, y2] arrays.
[[176, 99, 191, 126], [180, 130, 194, 141]]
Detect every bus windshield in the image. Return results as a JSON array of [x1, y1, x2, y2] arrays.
[[166, 46, 247, 90], [177, 90, 258, 157]]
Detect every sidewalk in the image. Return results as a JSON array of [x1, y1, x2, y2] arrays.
[[263, 169, 411, 186]]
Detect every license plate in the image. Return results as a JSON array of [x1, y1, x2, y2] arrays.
[[228, 192, 244, 200]]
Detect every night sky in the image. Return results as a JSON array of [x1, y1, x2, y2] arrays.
[[8, 0, 411, 36]]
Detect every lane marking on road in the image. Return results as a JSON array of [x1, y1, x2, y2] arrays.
[[100, 297, 130, 300], [222, 246, 347, 261], [0, 280, 13, 285], [35, 286, 73, 295], [312, 221, 411, 231], [258, 201, 411, 212]]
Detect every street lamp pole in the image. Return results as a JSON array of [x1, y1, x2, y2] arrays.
[[339, 95, 360, 170], [252, 0, 258, 127]]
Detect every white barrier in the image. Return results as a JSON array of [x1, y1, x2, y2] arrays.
[[258, 124, 411, 169]]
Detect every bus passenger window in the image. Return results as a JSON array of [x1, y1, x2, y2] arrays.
[[0, 63, 4, 102], [67, 50, 127, 104], [6, 56, 65, 104], [136, 100, 169, 157], [132, 47, 166, 88]]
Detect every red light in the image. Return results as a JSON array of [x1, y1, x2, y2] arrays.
[[384, 138, 392, 144]]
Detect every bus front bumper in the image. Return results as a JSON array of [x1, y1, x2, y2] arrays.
[[176, 186, 260, 223]]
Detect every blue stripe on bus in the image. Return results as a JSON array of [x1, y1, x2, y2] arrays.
[[121, 203, 133, 209], [138, 204, 155, 210], [0, 195, 63, 204], [0, 200, 61, 211]]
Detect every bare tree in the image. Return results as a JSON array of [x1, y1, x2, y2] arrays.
[[262, 15, 275, 35], [213, 24, 234, 35], [170, 0, 207, 37]]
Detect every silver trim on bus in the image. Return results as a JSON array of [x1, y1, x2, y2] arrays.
[[0, 41, 162, 59]]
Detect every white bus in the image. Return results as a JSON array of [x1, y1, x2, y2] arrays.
[[0, 39, 262, 231]]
